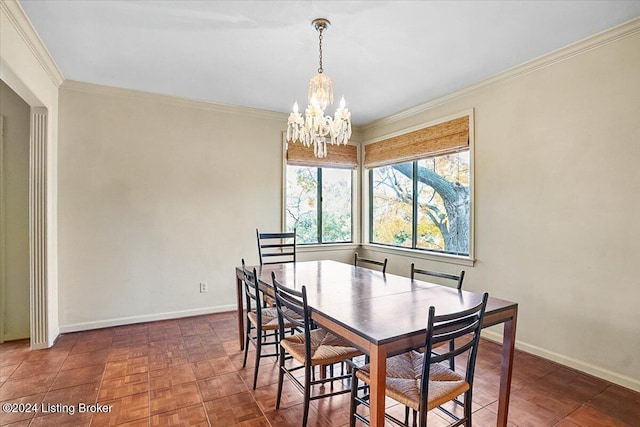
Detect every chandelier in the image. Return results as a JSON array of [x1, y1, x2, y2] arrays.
[[286, 18, 352, 158]]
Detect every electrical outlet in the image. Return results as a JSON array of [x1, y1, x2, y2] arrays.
[[199, 282, 208, 293]]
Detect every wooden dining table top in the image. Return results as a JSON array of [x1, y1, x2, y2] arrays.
[[247, 259, 516, 350]]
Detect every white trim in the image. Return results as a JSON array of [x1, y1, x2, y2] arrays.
[[482, 330, 640, 393], [29, 107, 48, 349], [360, 17, 640, 131], [468, 109, 476, 262], [361, 243, 475, 267], [0, 116, 5, 343], [0, 59, 45, 107], [61, 80, 289, 122], [0, 0, 65, 86], [47, 326, 59, 348], [281, 132, 287, 231], [297, 243, 359, 253], [59, 304, 237, 334]]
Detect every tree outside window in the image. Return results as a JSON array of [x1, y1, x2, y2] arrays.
[[286, 166, 352, 244], [369, 150, 470, 255]]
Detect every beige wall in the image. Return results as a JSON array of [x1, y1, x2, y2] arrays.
[[0, 80, 30, 341], [57, 83, 296, 329], [360, 29, 640, 390]]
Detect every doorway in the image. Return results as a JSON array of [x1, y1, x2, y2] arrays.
[[0, 80, 31, 343]]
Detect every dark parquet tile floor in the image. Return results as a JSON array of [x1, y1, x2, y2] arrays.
[[0, 312, 638, 426]]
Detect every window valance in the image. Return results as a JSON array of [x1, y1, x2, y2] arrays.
[[287, 142, 358, 169], [364, 115, 469, 168]]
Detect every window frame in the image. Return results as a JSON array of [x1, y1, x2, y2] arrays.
[[282, 136, 358, 246], [362, 110, 475, 264]]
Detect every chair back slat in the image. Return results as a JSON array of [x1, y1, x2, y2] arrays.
[[430, 316, 481, 346], [421, 292, 488, 391], [271, 272, 308, 331], [354, 252, 388, 274], [260, 243, 296, 249], [272, 272, 312, 364], [430, 337, 477, 365], [411, 263, 465, 289], [257, 229, 296, 265]]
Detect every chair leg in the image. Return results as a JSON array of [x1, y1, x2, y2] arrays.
[[464, 390, 473, 427], [302, 363, 312, 427], [349, 372, 359, 427], [329, 364, 334, 390], [253, 329, 262, 389], [404, 406, 410, 425], [242, 321, 251, 368], [275, 347, 286, 409]]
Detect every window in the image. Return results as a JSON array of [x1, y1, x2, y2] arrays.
[[284, 141, 357, 244], [365, 114, 472, 257], [285, 166, 352, 244]]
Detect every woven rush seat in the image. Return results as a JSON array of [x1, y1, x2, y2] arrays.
[[247, 306, 299, 330], [281, 328, 362, 366], [355, 350, 468, 411]]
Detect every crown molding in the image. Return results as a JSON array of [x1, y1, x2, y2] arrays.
[[361, 16, 640, 131], [61, 80, 293, 122], [0, 0, 64, 86]]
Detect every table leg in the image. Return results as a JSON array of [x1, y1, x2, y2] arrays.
[[496, 307, 517, 426], [368, 344, 387, 427], [236, 274, 245, 351]]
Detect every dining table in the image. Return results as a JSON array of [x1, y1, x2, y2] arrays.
[[234, 260, 518, 427]]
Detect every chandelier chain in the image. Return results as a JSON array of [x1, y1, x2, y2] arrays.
[[318, 27, 324, 74]]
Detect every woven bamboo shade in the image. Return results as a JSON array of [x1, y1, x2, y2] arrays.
[[287, 142, 358, 169], [364, 116, 469, 168]]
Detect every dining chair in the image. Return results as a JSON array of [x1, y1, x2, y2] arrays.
[[272, 272, 363, 427], [241, 259, 299, 389], [349, 292, 489, 427], [410, 264, 466, 371], [256, 229, 296, 306], [354, 252, 388, 274], [410, 263, 465, 290], [256, 228, 296, 265]]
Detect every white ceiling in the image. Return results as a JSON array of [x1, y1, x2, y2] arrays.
[[19, 0, 640, 126]]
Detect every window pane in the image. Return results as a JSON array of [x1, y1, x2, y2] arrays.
[[416, 151, 470, 255], [285, 166, 318, 244], [321, 168, 352, 243], [370, 163, 413, 247]]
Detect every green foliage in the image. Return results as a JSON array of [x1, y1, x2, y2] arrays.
[[286, 166, 352, 244]]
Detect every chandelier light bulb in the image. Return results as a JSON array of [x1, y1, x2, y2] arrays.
[[293, 102, 299, 114]]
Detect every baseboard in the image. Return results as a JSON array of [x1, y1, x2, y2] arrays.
[[482, 330, 640, 393], [59, 305, 237, 334], [42, 326, 60, 349], [1, 331, 30, 342]]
